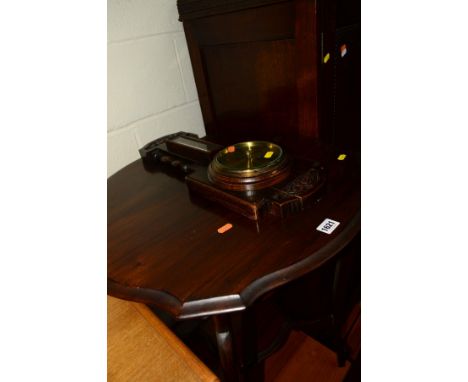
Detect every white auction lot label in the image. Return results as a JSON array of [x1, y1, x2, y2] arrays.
[[316, 218, 340, 234]]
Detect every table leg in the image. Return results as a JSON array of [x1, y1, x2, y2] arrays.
[[213, 314, 239, 382]]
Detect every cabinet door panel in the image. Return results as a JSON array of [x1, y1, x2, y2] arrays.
[[202, 39, 297, 141]]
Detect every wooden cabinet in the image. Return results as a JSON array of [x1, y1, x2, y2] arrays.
[[177, 0, 360, 150]]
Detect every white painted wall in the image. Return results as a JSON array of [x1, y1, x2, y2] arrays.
[[107, 0, 205, 177]]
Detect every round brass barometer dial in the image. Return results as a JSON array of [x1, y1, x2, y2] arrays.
[[208, 141, 291, 191]]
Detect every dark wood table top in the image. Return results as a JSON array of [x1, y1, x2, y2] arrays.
[[108, 140, 360, 320]]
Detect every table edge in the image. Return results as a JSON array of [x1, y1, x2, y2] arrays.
[[108, 210, 360, 319]]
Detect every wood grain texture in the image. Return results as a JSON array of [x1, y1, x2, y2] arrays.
[[295, 0, 319, 138], [179, 1, 323, 143], [178, 0, 360, 150], [108, 140, 360, 319], [109, 0, 360, 378], [107, 296, 218, 382], [178, 0, 289, 20]]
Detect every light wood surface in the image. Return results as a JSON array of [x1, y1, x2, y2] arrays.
[[265, 331, 351, 382], [108, 296, 219, 382]]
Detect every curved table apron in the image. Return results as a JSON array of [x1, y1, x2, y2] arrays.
[[108, 155, 360, 320]]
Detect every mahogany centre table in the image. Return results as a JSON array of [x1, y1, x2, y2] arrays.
[[107, 138, 360, 381]]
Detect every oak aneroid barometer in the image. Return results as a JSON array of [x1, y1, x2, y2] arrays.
[[139, 132, 325, 220]]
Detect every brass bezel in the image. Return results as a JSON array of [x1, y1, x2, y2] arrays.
[[208, 141, 291, 191]]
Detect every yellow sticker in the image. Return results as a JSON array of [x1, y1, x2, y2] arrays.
[[264, 151, 274, 159], [323, 53, 330, 64], [337, 154, 347, 160]]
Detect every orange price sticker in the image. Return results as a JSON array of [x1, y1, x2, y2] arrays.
[[340, 44, 348, 57], [217, 223, 233, 234], [227, 146, 235, 153]]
